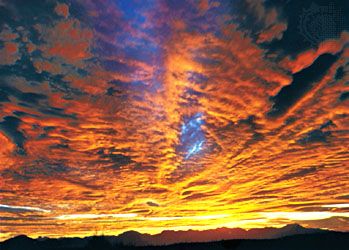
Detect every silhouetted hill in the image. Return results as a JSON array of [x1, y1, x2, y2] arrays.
[[1, 225, 348, 250], [112, 223, 324, 246]]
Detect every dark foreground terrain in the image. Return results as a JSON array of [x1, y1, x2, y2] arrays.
[[1, 232, 348, 250]]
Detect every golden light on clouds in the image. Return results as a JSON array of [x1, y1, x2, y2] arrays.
[[0, 0, 349, 241]]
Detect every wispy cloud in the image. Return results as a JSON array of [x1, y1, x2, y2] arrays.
[[321, 204, 349, 208], [56, 213, 138, 220], [0, 0, 348, 241], [261, 211, 349, 221], [144, 214, 230, 221], [0, 204, 51, 213], [55, 213, 229, 221]]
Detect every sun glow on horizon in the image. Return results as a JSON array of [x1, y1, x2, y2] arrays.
[[0, 0, 348, 242]]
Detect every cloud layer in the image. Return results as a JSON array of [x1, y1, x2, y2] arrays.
[[0, 0, 348, 240]]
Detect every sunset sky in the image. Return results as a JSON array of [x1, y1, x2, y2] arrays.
[[0, 0, 349, 241]]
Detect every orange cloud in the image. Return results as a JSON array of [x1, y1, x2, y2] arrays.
[[35, 19, 93, 66], [257, 23, 287, 43], [0, 0, 348, 241], [55, 3, 69, 19], [0, 42, 20, 65], [282, 32, 349, 73]]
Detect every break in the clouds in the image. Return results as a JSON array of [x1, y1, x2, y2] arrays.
[[0, 0, 349, 240]]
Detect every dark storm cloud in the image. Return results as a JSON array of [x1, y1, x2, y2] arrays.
[[268, 53, 339, 117]]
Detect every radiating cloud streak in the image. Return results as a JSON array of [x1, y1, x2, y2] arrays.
[[321, 204, 349, 208], [0, 0, 348, 241], [0, 204, 51, 213], [56, 213, 138, 220], [261, 212, 349, 221], [144, 214, 230, 222], [55, 213, 229, 222]]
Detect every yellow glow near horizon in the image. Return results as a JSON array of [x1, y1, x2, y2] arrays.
[[1, 1, 349, 242]]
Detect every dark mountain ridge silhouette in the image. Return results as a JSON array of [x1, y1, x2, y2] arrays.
[[2, 224, 348, 250], [113, 223, 324, 246]]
